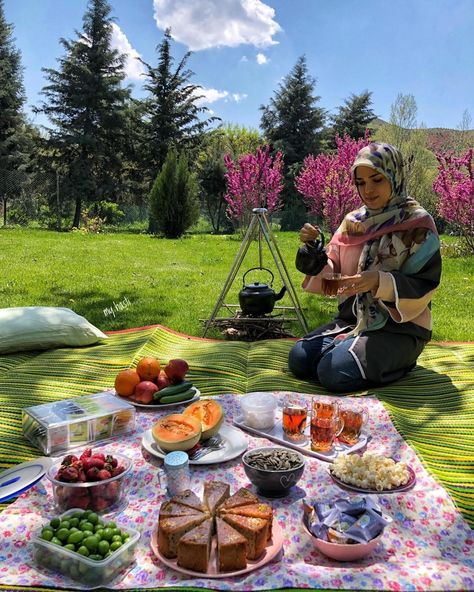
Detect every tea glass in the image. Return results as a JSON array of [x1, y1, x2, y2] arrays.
[[338, 407, 368, 445], [310, 398, 343, 451], [312, 398, 340, 420], [282, 393, 308, 442], [321, 273, 342, 297]]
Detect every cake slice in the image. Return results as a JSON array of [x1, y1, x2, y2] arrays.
[[159, 500, 207, 519], [171, 489, 207, 512], [158, 514, 207, 558], [216, 517, 247, 572], [203, 480, 230, 514], [221, 502, 273, 540], [177, 518, 213, 573], [217, 488, 259, 513], [222, 514, 269, 560]]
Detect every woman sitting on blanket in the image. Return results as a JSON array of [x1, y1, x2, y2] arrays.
[[289, 142, 442, 392]]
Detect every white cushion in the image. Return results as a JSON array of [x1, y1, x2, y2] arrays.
[[0, 307, 108, 354]]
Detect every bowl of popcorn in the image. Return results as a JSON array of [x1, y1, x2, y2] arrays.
[[302, 496, 390, 561], [329, 452, 415, 493]]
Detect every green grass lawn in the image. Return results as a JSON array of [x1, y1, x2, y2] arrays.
[[0, 227, 472, 341]]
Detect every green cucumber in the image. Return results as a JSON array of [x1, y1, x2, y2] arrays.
[[153, 380, 193, 401], [159, 388, 196, 404]]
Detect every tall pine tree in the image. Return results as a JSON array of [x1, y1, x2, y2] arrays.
[[328, 90, 376, 148], [140, 28, 218, 183], [139, 28, 217, 233], [260, 55, 326, 229], [36, 0, 129, 228], [260, 56, 326, 168], [0, 0, 26, 225]]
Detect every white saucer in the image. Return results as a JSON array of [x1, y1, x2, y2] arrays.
[[141, 424, 248, 465], [0, 458, 52, 503]]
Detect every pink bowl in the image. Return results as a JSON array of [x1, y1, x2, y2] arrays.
[[307, 529, 383, 561]]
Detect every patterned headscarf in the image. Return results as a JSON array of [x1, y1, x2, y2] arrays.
[[332, 142, 438, 334], [351, 142, 407, 202], [332, 142, 436, 246]]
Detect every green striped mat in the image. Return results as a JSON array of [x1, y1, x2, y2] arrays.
[[0, 325, 473, 592]]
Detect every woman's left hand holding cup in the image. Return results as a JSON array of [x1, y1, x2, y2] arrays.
[[337, 271, 380, 296]]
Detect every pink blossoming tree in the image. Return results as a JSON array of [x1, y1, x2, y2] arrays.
[[433, 148, 474, 253], [295, 134, 369, 233], [224, 145, 284, 229]]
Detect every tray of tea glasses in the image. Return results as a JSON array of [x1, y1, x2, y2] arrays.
[[233, 413, 369, 462]]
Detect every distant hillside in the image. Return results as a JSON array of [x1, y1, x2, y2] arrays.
[[369, 118, 474, 152], [424, 127, 474, 152]]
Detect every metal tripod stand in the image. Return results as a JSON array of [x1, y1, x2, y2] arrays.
[[203, 208, 309, 337]]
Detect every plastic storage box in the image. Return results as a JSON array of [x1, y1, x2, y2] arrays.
[[32, 508, 140, 586], [22, 391, 136, 455]]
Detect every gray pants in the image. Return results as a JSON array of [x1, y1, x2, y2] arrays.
[[288, 328, 426, 393]]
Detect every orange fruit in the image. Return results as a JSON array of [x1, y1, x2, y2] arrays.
[[136, 357, 161, 381], [114, 369, 141, 397]]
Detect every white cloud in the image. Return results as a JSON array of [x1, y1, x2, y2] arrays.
[[256, 52, 268, 65], [240, 55, 249, 62], [193, 87, 248, 107], [194, 87, 229, 106], [110, 23, 146, 81], [153, 0, 281, 50], [232, 93, 248, 102]]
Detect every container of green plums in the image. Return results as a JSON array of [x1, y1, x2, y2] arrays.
[[32, 508, 140, 586]]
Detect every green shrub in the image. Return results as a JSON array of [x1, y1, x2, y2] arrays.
[[94, 201, 125, 225], [149, 148, 200, 238]]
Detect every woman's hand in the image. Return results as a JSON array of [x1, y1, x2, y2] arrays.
[[337, 271, 380, 296], [299, 223, 320, 243]]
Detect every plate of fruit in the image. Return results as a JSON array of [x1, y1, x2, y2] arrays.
[[114, 357, 200, 409]]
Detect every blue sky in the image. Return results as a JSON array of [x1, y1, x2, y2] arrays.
[[4, 0, 474, 132]]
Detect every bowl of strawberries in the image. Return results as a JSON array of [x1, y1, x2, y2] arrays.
[[46, 448, 132, 515]]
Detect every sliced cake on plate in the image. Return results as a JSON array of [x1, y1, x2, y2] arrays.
[[177, 518, 214, 573]]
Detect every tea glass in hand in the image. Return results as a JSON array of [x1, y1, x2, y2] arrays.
[[338, 407, 368, 445], [310, 398, 343, 451], [282, 393, 308, 442], [321, 273, 342, 297]]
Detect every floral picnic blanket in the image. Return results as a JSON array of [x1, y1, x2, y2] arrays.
[[0, 394, 473, 592]]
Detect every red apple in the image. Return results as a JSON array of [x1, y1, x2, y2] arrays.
[[134, 380, 159, 404], [156, 370, 171, 390], [164, 358, 189, 383]]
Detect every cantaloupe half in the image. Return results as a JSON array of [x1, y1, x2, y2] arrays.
[[183, 399, 224, 440], [152, 413, 202, 451]]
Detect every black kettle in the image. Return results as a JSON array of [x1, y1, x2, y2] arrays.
[[238, 267, 286, 316]]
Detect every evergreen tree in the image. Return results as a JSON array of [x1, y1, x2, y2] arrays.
[[199, 152, 229, 234], [260, 55, 326, 229], [119, 97, 150, 207], [149, 147, 200, 238], [140, 28, 218, 183], [328, 90, 376, 148], [0, 0, 26, 225], [36, 0, 130, 228], [260, 55, 326, 168]]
